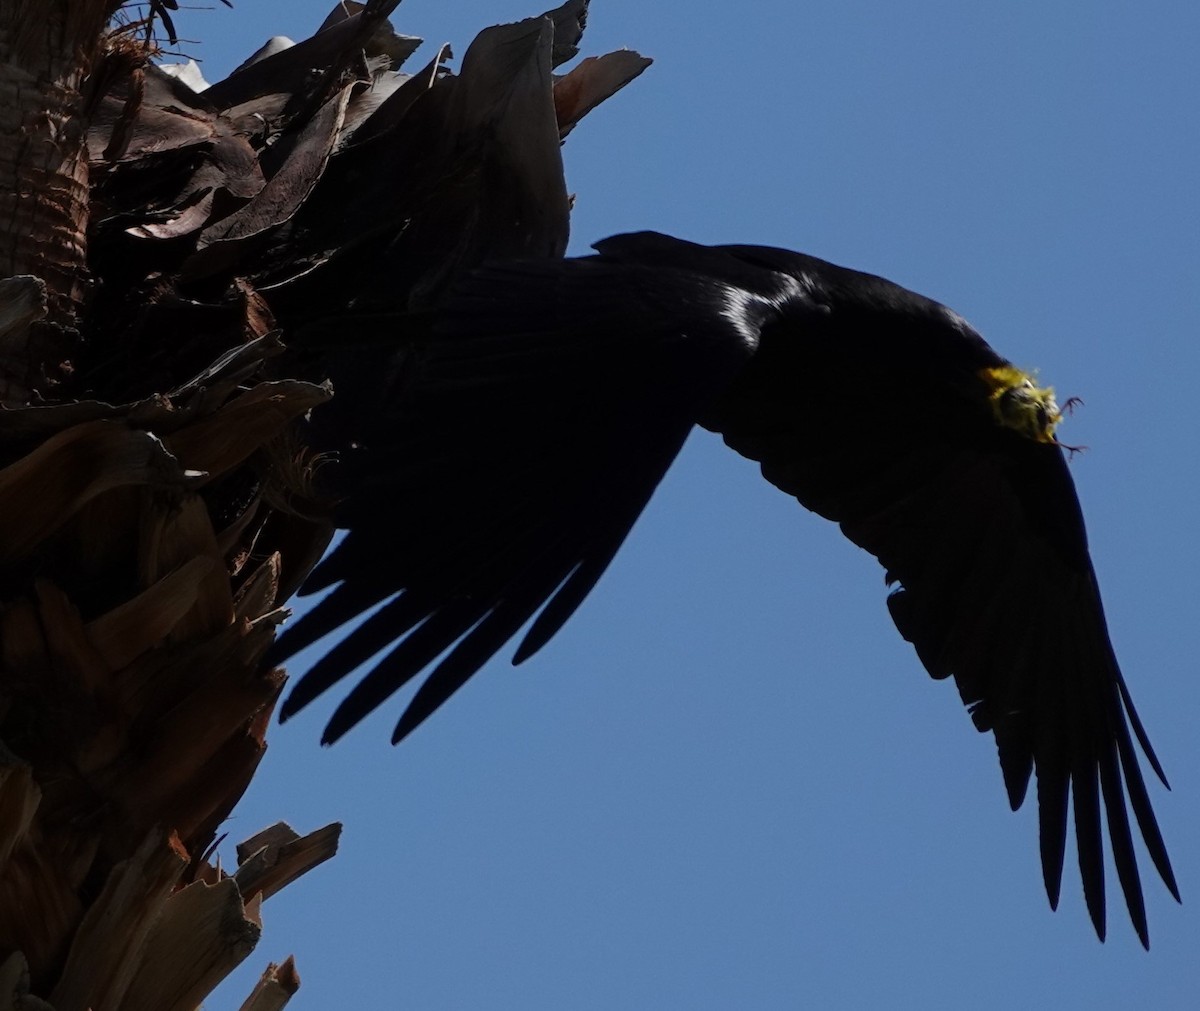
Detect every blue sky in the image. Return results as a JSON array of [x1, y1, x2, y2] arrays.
[[165, 3, 1197, 1007]]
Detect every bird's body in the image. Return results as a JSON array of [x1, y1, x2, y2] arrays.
[[269, 230, 1177, 946]]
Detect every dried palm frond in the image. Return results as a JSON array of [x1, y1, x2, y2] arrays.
[[0, 1, 648, 1006]]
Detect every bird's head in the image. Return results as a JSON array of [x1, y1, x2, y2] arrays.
[[981, 364, 1063, 444]]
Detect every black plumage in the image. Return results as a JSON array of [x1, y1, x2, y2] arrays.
[[268, 230, 1177, 946]]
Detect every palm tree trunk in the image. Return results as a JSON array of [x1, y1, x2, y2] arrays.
[[0, 2, 647, 1006], [0, 5, 342, 1008], [0, 2, 114, 318]]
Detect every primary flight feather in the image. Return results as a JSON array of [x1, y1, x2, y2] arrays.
[[268, 230, 1177, 947]]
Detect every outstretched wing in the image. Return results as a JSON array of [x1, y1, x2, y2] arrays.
[[270, 229, 1175, 945], [269, 244, 791, 743], [703, 242, 1178, 947]]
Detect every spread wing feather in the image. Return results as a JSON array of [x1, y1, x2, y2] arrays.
[[269, 231, 1176, 943], [270, 250, 767, 741], [702, 250, 1177, 944]]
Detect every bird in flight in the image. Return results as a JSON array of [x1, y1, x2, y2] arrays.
[[268, 230, 1178, 947]]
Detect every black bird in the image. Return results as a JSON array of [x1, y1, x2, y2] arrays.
[[269, 230, 1178, 946]]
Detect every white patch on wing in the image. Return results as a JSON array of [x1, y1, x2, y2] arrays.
[[717, 273, 810, 351]]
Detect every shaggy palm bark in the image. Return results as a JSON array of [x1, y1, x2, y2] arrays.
[[0, 0, 647, 1007], [0, 0, 115, 396]]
